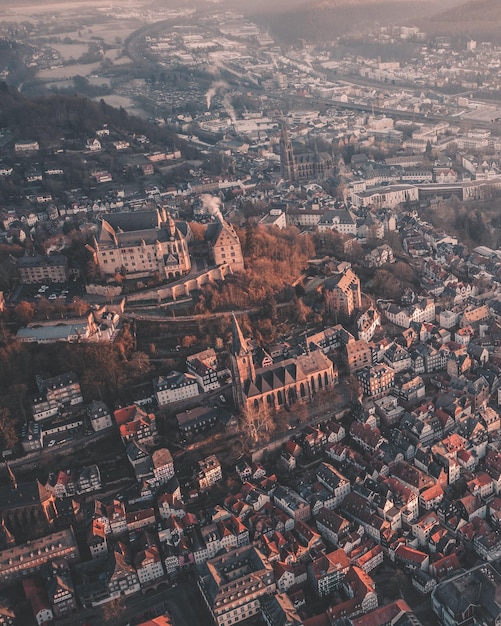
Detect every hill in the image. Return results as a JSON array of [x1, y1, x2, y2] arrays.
[[251, 0, 463, 43], [418, 0, 501, 41], [0, 84, 180, 150]]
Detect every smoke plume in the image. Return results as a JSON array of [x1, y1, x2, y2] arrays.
[[205, 80, 229, 110], [201, 194, 224, 223]]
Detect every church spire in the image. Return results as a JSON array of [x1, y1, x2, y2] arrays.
[[231, 313, 249, 357], [229, 313, 255, 410], [5, 461, 17, 490]]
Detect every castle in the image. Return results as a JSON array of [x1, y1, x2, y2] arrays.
[[92, 208, 191, 280]]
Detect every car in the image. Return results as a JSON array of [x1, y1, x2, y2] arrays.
[[48, 440, 56, 447], [48, 294, 57, 300]]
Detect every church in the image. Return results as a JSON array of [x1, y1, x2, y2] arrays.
[[92, 208, 191, 280], [230, 315, 338, 416], [280, 122, 334, 182]]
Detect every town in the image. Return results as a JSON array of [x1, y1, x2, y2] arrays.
[[2, 1, 501, 626]]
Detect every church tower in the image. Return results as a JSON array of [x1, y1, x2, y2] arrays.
[[280, 122, 296, 181], [230, 314, 255, 411]]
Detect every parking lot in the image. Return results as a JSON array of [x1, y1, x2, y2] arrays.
[[9, 280, 85, 305]]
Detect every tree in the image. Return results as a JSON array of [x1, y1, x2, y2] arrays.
[[244, 221, 257, 258], [14, 301, 35, 325], [127, 351, 152, 381], [0, 408, 18, 449], [241, 404, 275, 445], [347, 375, 362, 403], [102, 597, 126, 626], [262, 293, 278, 324]]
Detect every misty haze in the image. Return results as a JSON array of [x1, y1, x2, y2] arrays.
[[0, 0, 501, 625]]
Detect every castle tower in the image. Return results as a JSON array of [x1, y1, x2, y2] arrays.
[[280, 122, 296, 181], [230, 314, 255, 410]]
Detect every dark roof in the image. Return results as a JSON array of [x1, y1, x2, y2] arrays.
[[0, 481, 51, 510], [102, 210, 160, 232]]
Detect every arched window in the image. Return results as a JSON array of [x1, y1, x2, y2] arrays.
[[300, 383, 306, 398]]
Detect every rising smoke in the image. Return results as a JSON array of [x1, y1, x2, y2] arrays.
[[205, 79, 237, 123], [201, 194, 224, 223], [205, 80, 228, 110]]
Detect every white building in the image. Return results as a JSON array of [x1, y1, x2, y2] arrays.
[[154, 371, 199, 405]]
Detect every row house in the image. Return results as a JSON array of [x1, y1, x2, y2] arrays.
[[75, 547, 140, 608], [392, 543, 429, 572], [86, 400, 113, 432], [44, 464, 101, 497], [273, 486, 311, 523], [412, 511, 440, 547], [326, 566, 378, 623], [485, 449, 501, 494], [126, 507, 156, 534], [346, 340, 376, 374], [186, 348, 221, 392], [356, 364, 395, 399], [383, 476, 420, 522], [273, 562, 308, 593], [419, 484, 445, 511], [340, 492, 389, 544], [315, 463, 351, 508], [314, 507, 354, 547], [46, 563, 77, 619], [391, 461, 435, 495], [351, 542, 384, 573], [134, 545, 164, 585], [307, 548, 350, 597], [383, 343, 412, 373], [154, 371, 200, 405], [350, 422, 385, 454], [396, 375, 426, 402], [198, 455, 223, 491], [467, 471, 495, 501], [114, 404, 157, 445], [381, 298, 435, 329]]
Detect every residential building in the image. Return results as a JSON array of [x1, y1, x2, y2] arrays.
[[32, 371, 83, 421], [0, 529, 79, 585], [16, 254, 69, 284], [308, 549, 350, 596], [86, 400, 113, 432], [176, 406, 218, 438], [198, 546, 275, 626], [323, 264, 362, 317], [186, 349, 221, 392], [356, 364, 395, 399], [114, 404, 157, 445], [154, 371, 199, 405], [198, 455, 223, 491], [432, 562, 501, 626], [273, 486, 311, 523]]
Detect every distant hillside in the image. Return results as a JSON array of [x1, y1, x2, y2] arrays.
[[0, 84, 180, 150], [251, 0, 463, 43], [418, 0, 501, 41]]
